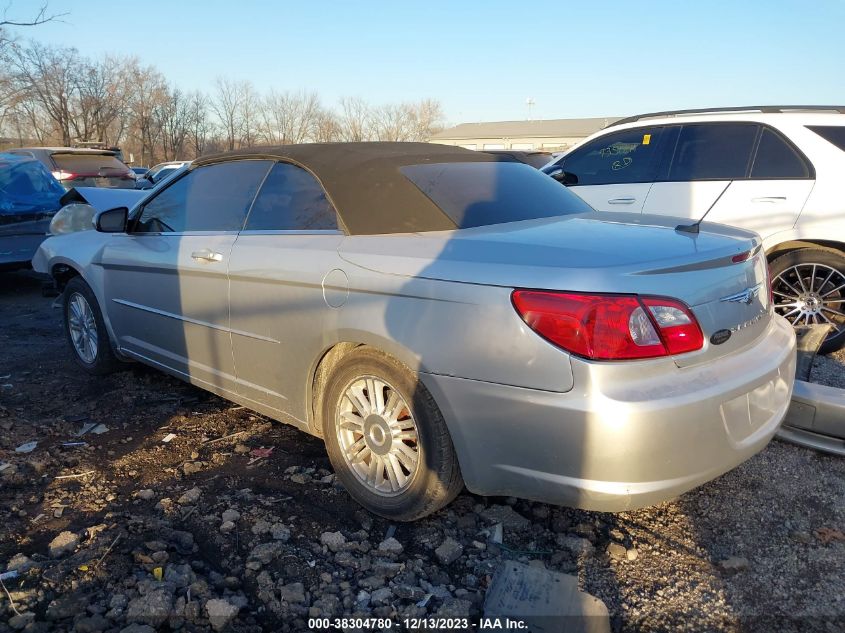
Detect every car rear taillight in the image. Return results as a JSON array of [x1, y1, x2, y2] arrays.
[[512, 290, 704, 361], [51, 170, 75, 181]]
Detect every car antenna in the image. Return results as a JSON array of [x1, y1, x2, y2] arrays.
[[675, 181, 733, 234]]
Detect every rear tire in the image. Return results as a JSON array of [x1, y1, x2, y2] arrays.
[[769, 248, 845, 354], [322, 347, 463, 521], [63, 277, 120, 375]]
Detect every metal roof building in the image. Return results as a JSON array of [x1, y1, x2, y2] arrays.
[[429, 117, 621, 152]]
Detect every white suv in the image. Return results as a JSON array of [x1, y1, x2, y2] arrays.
[[543, 106, 845, 352]]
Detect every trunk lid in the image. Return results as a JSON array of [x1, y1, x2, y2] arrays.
[[339, 212, 772, 363]]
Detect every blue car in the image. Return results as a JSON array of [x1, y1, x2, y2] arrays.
[[0, 152, 65, 271]]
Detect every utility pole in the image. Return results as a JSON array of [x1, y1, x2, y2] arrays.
[[526, 97, 535, 121]]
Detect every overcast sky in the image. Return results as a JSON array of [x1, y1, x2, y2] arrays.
[[8, 0, 845, 125]]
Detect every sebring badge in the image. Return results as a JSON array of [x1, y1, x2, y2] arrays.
[[720, 283, 763, 305]]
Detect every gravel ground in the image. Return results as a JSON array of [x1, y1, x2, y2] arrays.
[[811, 346, 845, 389], [1, 270, 844, 633]]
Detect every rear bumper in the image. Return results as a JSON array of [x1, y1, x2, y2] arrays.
[[422, 315, 796, 512]]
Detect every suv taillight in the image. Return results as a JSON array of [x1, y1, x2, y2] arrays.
[[512, 290, 704, 360]]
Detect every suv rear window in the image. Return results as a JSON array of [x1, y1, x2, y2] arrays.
[[807, 125, 845, 152], [52, 153, 128, 174], [401, 161, 593, 229], [750, 128, 810, 179]]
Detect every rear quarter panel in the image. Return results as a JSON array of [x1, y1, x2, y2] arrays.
[[333, 247, 575, 394]]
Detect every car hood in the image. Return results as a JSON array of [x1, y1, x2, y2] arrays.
[[60, 186, 147, 213]]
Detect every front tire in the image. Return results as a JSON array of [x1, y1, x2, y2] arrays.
[[322, 347, 463, 521], [63, 277, 120, 375], [770, 248, 845, 354]]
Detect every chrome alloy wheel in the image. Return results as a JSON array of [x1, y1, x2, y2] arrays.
[[67, 292, 98, 364], [773, 263, 845, 332], [336, 376, 420, 496]]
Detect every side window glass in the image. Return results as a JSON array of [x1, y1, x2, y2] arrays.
[[245, 162, 338, 231], [559, 127, 664, 186], [668, 124, 757, 180], [751, 128, 810, 178], [135, 171, 191, 233], [135, 160, 271, 233], [807, 125, 845, 151]]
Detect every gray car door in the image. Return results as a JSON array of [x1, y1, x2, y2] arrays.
[[228, 162, 345, 426], [101, 160, 272, 394]]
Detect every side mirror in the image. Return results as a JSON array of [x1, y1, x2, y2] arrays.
[[548, 169, 578, 186], [95, 207, 128, 233]]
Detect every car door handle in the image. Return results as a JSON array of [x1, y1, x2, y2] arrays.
[[752, 196, 787, 203], [607, 197, 636, 204], [191, 249, 223, 263]]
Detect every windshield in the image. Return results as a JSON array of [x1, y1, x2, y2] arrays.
[[401, 161, 594, 229]]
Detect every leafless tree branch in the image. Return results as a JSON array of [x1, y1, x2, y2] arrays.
[[1, 2, 68, 27]]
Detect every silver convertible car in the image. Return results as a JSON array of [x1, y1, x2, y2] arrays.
[[33, 143, 797, 521]]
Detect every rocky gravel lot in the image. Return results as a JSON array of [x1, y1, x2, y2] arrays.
[[812, 346, 845, 389], [1, 270, 844, 633]]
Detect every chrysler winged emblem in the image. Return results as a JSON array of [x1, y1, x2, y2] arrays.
[[720, 283, 762, 305]]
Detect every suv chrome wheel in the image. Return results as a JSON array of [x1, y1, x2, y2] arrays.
[[336, 376, 420, 496], [773, 263, 845, 332], [67, 292, 99, 364]]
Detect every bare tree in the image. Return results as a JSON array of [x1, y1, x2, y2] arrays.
[[70, 56, 132, 145], [1, 3, 66, 28], [187, 90, 212, 158], [312, 109, 341, 143], [407, 98, 444, 140], [4, 98, 49, 144], [155, 85, 193, 160], [0, 3, 66, 138], [126, 60, 167, 165], [372, 103, 413, 142], [211, 77, 243, 151], [238, 80, 259, 148], [368, 99, 445, 142], [260, 89, 321, 145], [0, 29, 447, 160], [6, 41, 82, 145], [336, 96, 373, 142]]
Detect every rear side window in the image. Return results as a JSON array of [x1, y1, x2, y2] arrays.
[[668, 124, 757, 180], [245, 162, 337, 231], [401, 161, 593, 229], [135, 160, 272, 233], [807, 125, 845, 151], [750, 128, 811, 178], [555, 127, 664, 185], [52, 153, 127, 174]]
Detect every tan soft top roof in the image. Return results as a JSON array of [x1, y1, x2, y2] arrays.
[[194, 142, 502, 235]]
